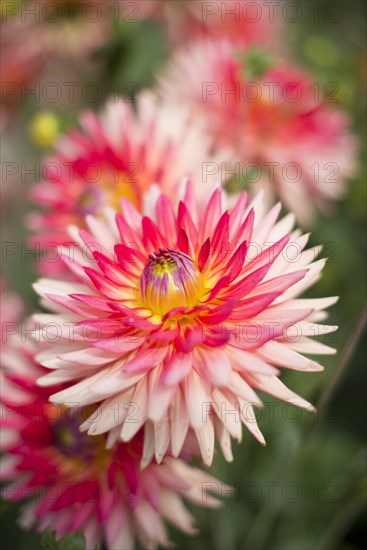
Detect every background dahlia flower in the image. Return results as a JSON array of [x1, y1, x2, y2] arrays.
[[7, 1, 113, 62], [131, 0, 281, 48], [0, 361, 225, 549], [0, 279, 31, 376], [29, 92, 224, 274], [33, 182, 338, 466], [0, 19, 44, 132], [0, 1, 120, 125], [159, 40, 358, 223]]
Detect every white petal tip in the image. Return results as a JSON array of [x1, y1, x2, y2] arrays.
[[36, 376, 53, 387], [140, 458, 151, 469], [48, 393, 64, 403]]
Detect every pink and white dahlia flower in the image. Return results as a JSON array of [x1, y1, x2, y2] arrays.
[[29, 92, 221, 274], [32, 182, 338, 465], [0, 282, 43, 418], [159, 40, 358, 223], [1, 365, 224, 549]]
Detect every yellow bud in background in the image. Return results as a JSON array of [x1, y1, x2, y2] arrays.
[[29, 112, 60, 148]]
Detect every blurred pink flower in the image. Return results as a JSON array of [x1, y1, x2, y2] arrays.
[[29, 92, 224, 274], [0, 1, 116, 129], [0, 281, 39, 406], [12, 1, 112, 61], [0, 363, 224, 549], [159, 40, 358, 223], [33, 182, 337, 466], [133, 0, 281, 47], [0, 20, 44, 131]]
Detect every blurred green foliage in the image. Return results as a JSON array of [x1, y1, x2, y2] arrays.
[[41, 530, 86, 550]]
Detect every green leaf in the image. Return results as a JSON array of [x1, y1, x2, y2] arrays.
[[237, 46, 274, 80], [41, 529, 87, 550], [41, 530, 57, 550]]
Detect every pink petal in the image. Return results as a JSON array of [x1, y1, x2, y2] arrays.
[[247, 373, 315, 411], [156, 194, 176, 237], [224, 261, 272, 299], [200, 299, 236, 325], [177, 228, 189, 254], [123, 347, 167, 374], [177, 201, 198, 252], [222, 241, 248, 283], [142, 217, 167, 250], [212, 211, 229, 256], [83, 267, 125, 300], [170, 388, 189, 457], [200, 188, 222, 242], [198, 238, 211, 272], [229, 191, 248, 239], [230, 292, 283, 320], [161, 352, 193, 386], [198, 349, 231, 387]]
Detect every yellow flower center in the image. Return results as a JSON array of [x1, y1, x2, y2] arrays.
[[140, 248, 203, 316], [76, 167, 142, 217], [52, 408, 106, 470]]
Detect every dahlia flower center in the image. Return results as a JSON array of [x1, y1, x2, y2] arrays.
[[78, 168, 141, 215], [53, 411, 105, 461], [140, 248, 202, 315]]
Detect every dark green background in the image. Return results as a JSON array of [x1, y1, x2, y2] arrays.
[[1, 1, 366, 548]]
